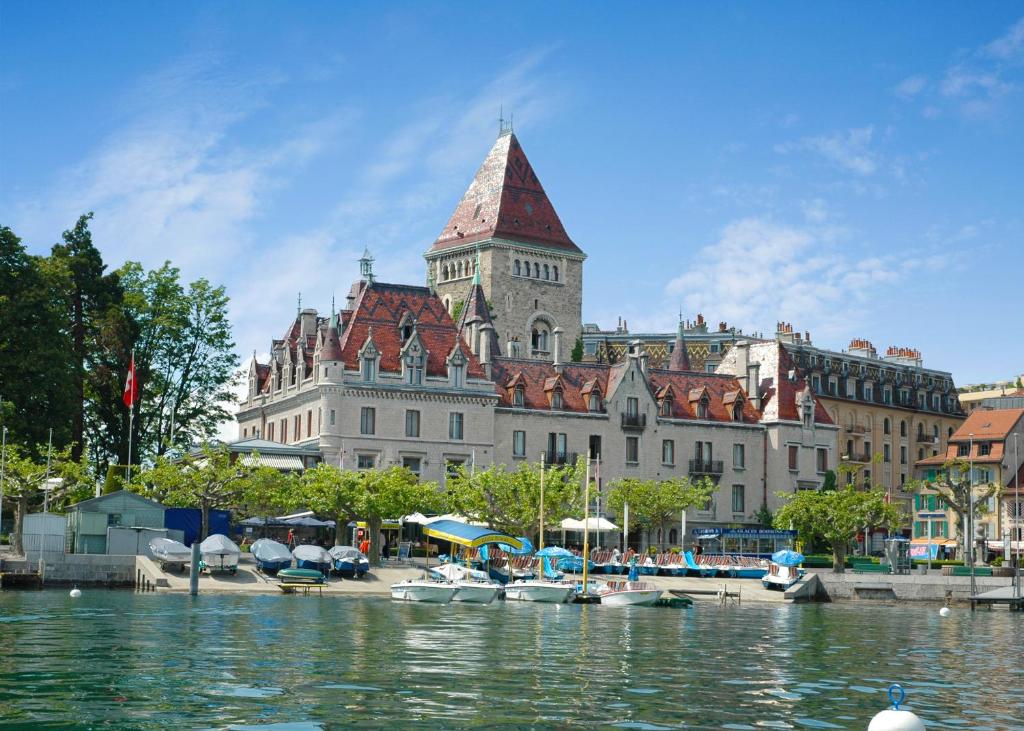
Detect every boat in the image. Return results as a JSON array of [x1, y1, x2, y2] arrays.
[[329, 545, 369, 579], [762, 550, 804, 591], [390, 579, 459, 603], [595, 580, 662, 606], [504, 579, 574, 603], [684, 550, 719, 577], [278, 567, 326, 584], [250, 538, 293, 574], [292, 544, 332, 574], [199, 534, 240, 574], [431, 562, 501, 604], [149, 537, 192, 572]]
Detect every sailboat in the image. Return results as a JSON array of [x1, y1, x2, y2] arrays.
[[504, 454, 574, 604]]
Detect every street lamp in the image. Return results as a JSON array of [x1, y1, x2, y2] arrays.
[[968, 432, 976, 598]]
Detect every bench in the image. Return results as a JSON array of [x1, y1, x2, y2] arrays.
[[951, 566, 993, 577], [852, 563, 890, 574], [279, 583, 325, 595]]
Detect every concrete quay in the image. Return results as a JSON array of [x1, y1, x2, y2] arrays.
[[813, 569, 1018, 604]]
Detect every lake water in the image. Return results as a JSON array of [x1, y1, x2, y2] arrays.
[[0, 591, 1022, 730]]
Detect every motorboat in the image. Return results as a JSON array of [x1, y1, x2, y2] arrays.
[[431, 562, 501, 604], [329, 545, 369, 579], [149, 537, 192, 572], [278, 568, 325, 584], [199, 534, 240, 574], [390, 579, 459, 603], [503, 579, 573, 603], [596, 580, 662, 606], [292, 544, 332, 574], [250, 538, 293, 574], [762, 550, 804, 591]]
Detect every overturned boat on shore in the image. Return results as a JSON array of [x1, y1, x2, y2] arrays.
[[251, 538, 293, 575]]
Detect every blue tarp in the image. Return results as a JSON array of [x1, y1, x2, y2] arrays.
[[164, 508, 231, 547], [422, 520, 523, 550], [771, 550, 805, 567], [536, 546, 573, 558]]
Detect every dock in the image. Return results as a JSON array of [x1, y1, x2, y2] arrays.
[[969, 585, 1024, 610]]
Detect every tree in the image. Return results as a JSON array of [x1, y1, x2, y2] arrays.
[[47, 214, 124, 462], [775, 487, 901, 573], [301, 464, 365, 546], [0, 444, 93, 554], [240, 466, 300, 524], [138, 445, 256, 540], [360, 467, 443, 566], [907, 459, 1000, 565], [571, 337, 584, 363], [606, 476, 715, 550], [445, 460, 585, 544], [821, 470, 837, 492], [0, 227, 77, 453]]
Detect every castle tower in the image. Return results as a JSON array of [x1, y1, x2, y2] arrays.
[[424, 130, 585, 362]]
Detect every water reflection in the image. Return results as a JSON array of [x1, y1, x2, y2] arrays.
[[0, 591, 1022, 729]]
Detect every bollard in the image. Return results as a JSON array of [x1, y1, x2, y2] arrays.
[[189, 541, 200, 596]]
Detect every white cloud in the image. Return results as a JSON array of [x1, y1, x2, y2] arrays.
[[775, 126, 879, 176], [663, 216, 913, 340], [894, 75, 928, 98], [985, 16, 1024, 60]]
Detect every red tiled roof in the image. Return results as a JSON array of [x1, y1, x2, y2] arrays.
[[949, 408, 1024, 442], [454, 281, 500, 356], [430, 132, 581, 254], [648, 370, 758, 422], [319, 318, 344, 361], [668, 324, 691, 371], [337, 282, 485, 378], [760, 343, 834, 425]]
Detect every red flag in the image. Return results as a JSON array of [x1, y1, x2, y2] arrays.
[[123, 354, 138, 408]]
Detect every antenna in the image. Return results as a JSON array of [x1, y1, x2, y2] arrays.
[[297, 292, 302, 313]]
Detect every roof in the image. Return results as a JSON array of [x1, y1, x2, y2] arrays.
[[67, 489, 166, 512], [238, 453, 306, 471], [667, 321, 691, 371], [430, 132, 581, 254], [949, 408, 1024, 442], [454, 281, 500, 356], [422, 520, 524, 549], [337, 282, 485, 378]]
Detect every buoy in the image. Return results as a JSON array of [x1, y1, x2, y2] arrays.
[[939, 607, 950, 618], [69, 587, 82, 599], [868, 684, 925, 731]]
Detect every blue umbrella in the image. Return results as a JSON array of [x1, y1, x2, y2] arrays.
[[772, 550, 805, 567], [536, 546, 573, 558], [498, 537, 534, 555]]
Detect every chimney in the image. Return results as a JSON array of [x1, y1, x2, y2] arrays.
[[479, 324, 494, 380], [734, 340, 750, 382], [466, 315, 482, 356], [299, 308, 317, 338], [747, 362, 761, 410], [552, 327, 564, 371]]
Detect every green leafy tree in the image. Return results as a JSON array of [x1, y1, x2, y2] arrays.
[[571, 337, 584, 363], [138, 445, 257, 540], [0, 227, 77, 453], [360, 466, 444, 566], [301, 464, 365, 546], [47, 214, 124, 462], [775, 486, 901, 573], [240, 466, 300, 521], [445, 459, 585, 544], [607, 476, 715, 550], [822, 470, 837, 491], [906, 459, 1000, 564]]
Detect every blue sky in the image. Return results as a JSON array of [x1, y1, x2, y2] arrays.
[[2, 2, 1022, 386]]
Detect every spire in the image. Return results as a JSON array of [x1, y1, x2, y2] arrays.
[[430, 133, 581, 254], [358, 247, 375, 283], [456, 279, 500, 357], [668, 315, 691, 371]]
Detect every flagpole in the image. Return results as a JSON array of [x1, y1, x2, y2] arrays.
[[127, 349, 135, 486]]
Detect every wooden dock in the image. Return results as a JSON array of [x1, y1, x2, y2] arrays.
[[279, 582, 326, 595], [969, 586, 1024, 610]]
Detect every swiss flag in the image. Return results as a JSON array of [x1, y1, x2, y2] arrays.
[[123, 354, 138, 408]]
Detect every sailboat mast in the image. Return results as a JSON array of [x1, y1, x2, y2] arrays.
[[582, 450, 591, 589], [538, 452, 546, 578]]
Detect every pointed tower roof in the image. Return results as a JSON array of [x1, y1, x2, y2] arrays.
[[430, 132, 581, 254], [455, 280, 501, 356], [668, 319, 691, 371], [319, 314, 344, 361]]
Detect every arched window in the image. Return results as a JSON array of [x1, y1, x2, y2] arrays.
[[513, 386, 525, 407], [553, 265, 559, 282], [543, 264, 550, 280], [514, 260, 521, 276], [933, 424, 939, 439], [441, 264, 448, 281], [465, 259, 471, 276], [900, 420, 907, 437], [884, 418, 890, 435], [697, 397, 709, 419], [531, 326, 549, 354], [917, 422, 924, 437], [523, 260, 531, 277], [533, 263, 540, 278], [457, 261, 463, 278]]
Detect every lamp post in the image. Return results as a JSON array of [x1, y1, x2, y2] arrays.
[[968, 432, 976, 599], [1015, 432, 1021, 602], [0, 426, 7, 544]]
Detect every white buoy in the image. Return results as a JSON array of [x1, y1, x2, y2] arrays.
[[69, 588, 82, 599], [939, 607, 951, 618], [868, 684, 925, 731]]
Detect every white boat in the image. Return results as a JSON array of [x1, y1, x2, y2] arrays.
[[504, 579, 573, 603], [596, 580, 662, 606], [431, 563, 501, 604], [390, 579, 459, 603], [761, 563, 802, 591], [149, 537, 192, 571], [199, 534, 240, 574]]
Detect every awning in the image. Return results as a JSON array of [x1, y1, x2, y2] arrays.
[[238, 454, 305, 470], [423, 520, 524, 550], [355, 520, 402, 530], [910, 537, 957, 546], [560, 517, 619, 532], [987, 540, 1024, 551]]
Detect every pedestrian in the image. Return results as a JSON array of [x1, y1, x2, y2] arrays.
[[286, 528, 295, 549], [382, 539, 391, 561], [359, 537, 370, 555]]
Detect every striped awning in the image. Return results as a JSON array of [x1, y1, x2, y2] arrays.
[[238, 454, 305, 470], [423, 520, 523, 549]]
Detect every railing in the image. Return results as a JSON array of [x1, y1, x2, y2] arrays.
[[916, 434, 938, 444], [845, 424, 868, 434], [846, 452, 871, 463], [689, 459, 724, 476], [620, 413, 646, 429], [548, 451, 578, 466]]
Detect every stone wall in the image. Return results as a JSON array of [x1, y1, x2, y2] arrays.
[[816, 570, 1013, 603], [2, 554, 138, 586]]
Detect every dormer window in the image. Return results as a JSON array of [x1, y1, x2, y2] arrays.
[[402, 324, 413, 341], [406, 353, 424, 385], [588, 393, 601, 412], [697, 398, 709, 419], [450, 362, 464, 388], [802, 399, 814, 428], [551, 388, 563, 410], [513, 386, 525, 408], [732, 401, 743, 421], [660, 397, 673, 417], [362, 355, 376, 382]]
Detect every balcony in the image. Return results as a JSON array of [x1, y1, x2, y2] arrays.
[[916, 434, 938, 445], [549, 451, 578, 466], [689, 459, 724, 478], [845, 452, 871, 463], [845, 424, 868, 434], [621, 413, 647, 430]]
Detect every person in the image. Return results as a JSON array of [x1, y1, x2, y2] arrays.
[[359, 537, 370, 556], [382, 539, 391, 561], [611, 546, 621, 564], [286, 528, 295, 549]]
